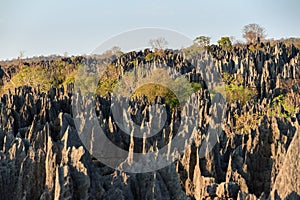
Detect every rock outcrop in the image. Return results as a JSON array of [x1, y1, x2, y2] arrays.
[[0, 42, 299, 199]]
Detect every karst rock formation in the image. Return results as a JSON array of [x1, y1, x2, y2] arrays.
[[0, 42, 299, 199]]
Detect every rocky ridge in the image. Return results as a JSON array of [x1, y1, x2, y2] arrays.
[[0, 42, 299, 199]]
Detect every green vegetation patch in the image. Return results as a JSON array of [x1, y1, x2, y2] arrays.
[[132, 83, 179, 108], [3, 66, 52, 93]]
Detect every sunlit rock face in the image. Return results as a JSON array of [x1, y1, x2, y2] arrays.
[[0, 42, 299, 199]]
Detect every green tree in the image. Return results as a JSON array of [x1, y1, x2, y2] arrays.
[[5, 66, 51, 92], [100, 46, 123, 58], [193, 36, 211, 48], [217, 36, 232, 50], [74, 65, 99, 96]]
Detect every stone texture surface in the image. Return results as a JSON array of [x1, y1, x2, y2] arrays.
[[0, 42, 299, 199]]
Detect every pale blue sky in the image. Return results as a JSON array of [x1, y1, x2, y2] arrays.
[[0, 0, 299, 60]]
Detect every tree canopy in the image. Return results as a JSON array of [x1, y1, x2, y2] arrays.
[[217, 37, 232, 50], [149, 37, 168, 50], [193, 36, 211, 48], [243, 23, 266, 43]]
